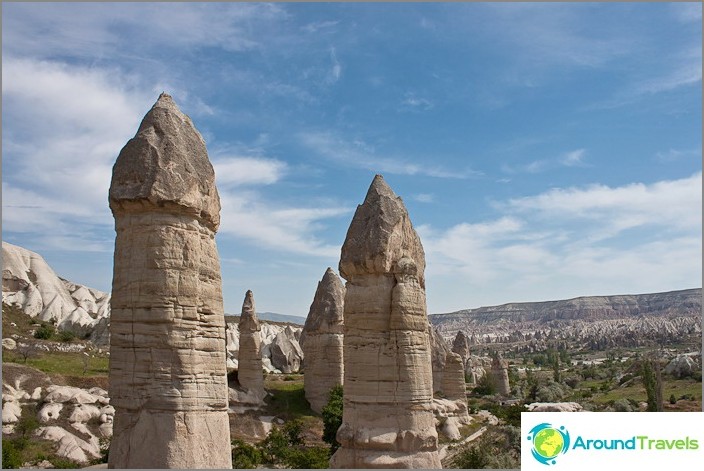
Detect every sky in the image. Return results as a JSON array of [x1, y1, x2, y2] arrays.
[[1, 2, 702, 317]]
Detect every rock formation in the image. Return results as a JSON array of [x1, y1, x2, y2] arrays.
[[2, 241, 110, 338], [232, 290, 266, 405], [331, 175, 440, 469], [490, 354, 511, 396], [301, 267, 345, 414], [441, 353, 467, 404], [226, 321, 303, 375], [107, 93, 231, 469], [429, 325, 453, 394], [270, 326, 304, 374], [451, 331, 470, 367]]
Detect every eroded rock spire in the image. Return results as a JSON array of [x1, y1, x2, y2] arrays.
[[108, 93, 231, 469], [331, 175, 440, 469], [301, 267, 345, 413]]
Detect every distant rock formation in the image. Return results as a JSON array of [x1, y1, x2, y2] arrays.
[[270, 326, 304, 374], [331, 175, 440, 469], [451, 331, 470, 367], [226, 321, 303, 375], [431, 289, 702, 351], [664, 354, 700, 379], [490, 354, 510, 396], [301, 267, 345, 413], [436, 352, 470, 440], [107, 93, 231, 469], [429, 325, 453, 394], [232, 290, 266, 406], [2, 242, 110, 338]]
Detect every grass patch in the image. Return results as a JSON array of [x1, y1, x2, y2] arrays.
[[264, 377, 313, 419], [5, 351, 109, 377]]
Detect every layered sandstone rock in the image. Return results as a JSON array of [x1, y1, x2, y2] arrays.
[[451, 331, 470, 366], [331, 175, 440, 469], [429, 326, 452, 394], [107, 93, 231, 469], [234, 290, 266, 404], [301, 267, 345, 413], [490, 354, 511, 396]]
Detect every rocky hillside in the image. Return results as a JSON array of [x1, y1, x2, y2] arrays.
[[3, 242, 304, 374], [430, 288, 702, 351], [2, 242, 110, 341]]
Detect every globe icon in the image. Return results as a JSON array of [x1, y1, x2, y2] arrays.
[[533, 428, 564, 459]]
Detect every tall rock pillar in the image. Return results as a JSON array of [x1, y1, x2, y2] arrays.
[[331, 175, 441, 469], [108, 93, 232, 469], [237, 290, 265, 402], [301, 267, 345, 414]]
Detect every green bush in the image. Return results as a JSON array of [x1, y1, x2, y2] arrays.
[[231, 440, 263, 469], [49, 457, 80, 469], [57, 331, 76, 342], [33, 324, 54, 340], [2, 439, 23, 469], [285, 446, 330, 469], [321, 385, 343, 452]]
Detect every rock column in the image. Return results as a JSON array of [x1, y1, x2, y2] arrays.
[[301, 267, 345, 414], [491, 354, 511, 396], [331, 175, 440, 469], [237, 290, 265, 401], [108, 93, 231, 469]]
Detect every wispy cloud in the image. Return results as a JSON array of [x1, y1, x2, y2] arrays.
[[655, 148, 701, 163], [422, 172, 702, 308], [502, 148, 588, 174], [218, 190, 350, 257], [413, 193, 435, 204], [213, 157, 287, 187], [401, 92, 434, 111], [328, 48, 342, 84], [301, 20, 340, 34], [299, 131, 480, 179]]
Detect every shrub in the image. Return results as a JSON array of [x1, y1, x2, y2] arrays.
[[669, 394, 677, 405], [612, 398, 633, 412], [231, 440, 262, 469], [33, 324, 54, 340], [57, 331, 76, 342], [2, 439, 22, 469], [321, 385, 343, 452], [48, 457, 80, 469], [285, 446, 330, 469]]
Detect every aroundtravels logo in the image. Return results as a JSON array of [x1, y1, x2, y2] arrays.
[[526, 423, 571, 465]]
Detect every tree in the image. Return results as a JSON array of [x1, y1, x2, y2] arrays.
[[641, 357, 663, 412], [321, 385, 343, 452]]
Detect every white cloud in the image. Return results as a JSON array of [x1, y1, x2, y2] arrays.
[[413, 193, 435, 203], [328, 48, 342, 84], [2, 3, 286, 60], [299, 131, 480, 179], [401, 92, 434, 111], [218, 190, 350, 257], [655, 148, 701, 163], [502, 148, 588, 174], [2, 57, 152, 237], [213, 157, 287, 187], [560, 148, 587, 167], [301, 20, 340, 34], [422, 173, 702, 310], [504, 172, 702, 233]]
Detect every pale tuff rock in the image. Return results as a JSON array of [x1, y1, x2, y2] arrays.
[[526, 402, 583, 412], [270, 327, 304, 374], [490, 354, 511, 396], [231, 290, 266, 406], [429, 326, 453, 394], [301, 267, 345, 413], [664, 354, 699, 378], [226, 321, 303, 375], [437, 353, 470, 437], [451, 331, 470, 368], [3, 367, 113, 462], [331, 175, 441, 469], [442, 353, 468, 405], [2, 241, 110, 337], [107, 93, 231, 469]]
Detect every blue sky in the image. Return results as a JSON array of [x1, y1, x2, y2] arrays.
[[2, 2, 701, 317]]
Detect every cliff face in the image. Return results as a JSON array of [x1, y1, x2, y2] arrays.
[[430, 288, 702, 350]]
